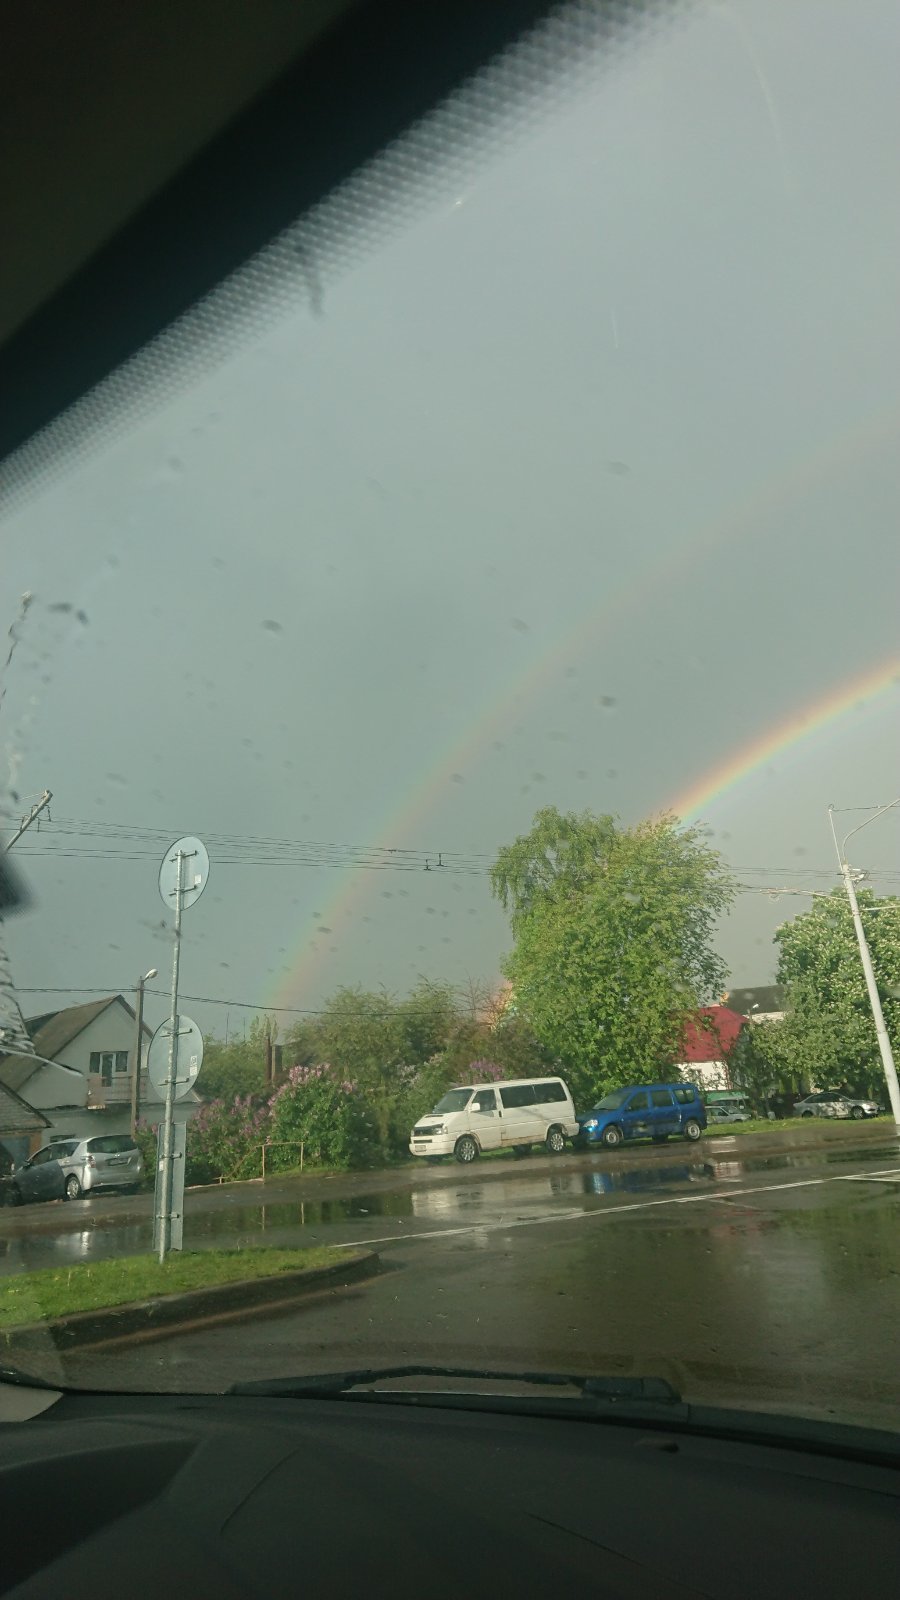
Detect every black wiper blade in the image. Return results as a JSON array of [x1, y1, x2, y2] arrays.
[[228, 1364, 682, 1406]]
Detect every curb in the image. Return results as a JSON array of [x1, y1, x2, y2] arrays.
[[1, 1249, 379, 1356]]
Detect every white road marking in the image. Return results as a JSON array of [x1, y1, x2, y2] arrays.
[[335, 1167, 900, 1251]]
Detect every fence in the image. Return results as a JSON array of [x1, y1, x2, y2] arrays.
[[260, 1139, 307, 1182]]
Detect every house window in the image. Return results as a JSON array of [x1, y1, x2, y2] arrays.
[[90, 1051, 122, 1086]]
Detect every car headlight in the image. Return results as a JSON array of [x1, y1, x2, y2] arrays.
[[582, 1118, 598, 1130]]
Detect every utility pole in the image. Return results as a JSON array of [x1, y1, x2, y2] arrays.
[[5, 790, 51, 850], [130, 967, 157, 1137], [828, 803, 900, 1124], [158, 850, 185, 1264]]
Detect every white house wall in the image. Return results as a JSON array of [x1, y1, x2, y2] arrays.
[[15, 1059, 85, 1110], [673, 1059, 730, 1090], [54, 998, 139, 1075], [45, 1099, 196, 1144]]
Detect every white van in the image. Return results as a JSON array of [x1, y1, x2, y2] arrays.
[[409, 1076, 579, 1164]]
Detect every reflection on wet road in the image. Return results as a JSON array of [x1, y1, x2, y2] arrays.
[[2, 1139, 898, 1272]]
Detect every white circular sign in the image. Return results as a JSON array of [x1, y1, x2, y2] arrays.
[[147, 1015, 204, 1100], [158, 836, 209, 911]]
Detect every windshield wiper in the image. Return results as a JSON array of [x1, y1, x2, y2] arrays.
[[229, 1364, 682, 1410]]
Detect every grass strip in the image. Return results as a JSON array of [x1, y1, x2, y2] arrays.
[[0, 1246, 345, 1330]]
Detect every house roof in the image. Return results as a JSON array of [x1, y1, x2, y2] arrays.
[[0, 1078, 49, 1135], [678, 1005, 746, 1063], [26, 993, 151, 1063], [724, 984, 785, 1016], [26, 996, 120, 1062]]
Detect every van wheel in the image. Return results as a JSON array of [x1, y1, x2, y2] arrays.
[[545, 1127, 566, 1155], [682, 1120, 702, 1142], [65, 1174, 83, 1200], [602, 1125, 623, 1148], [455, 1136, 479, 1164]]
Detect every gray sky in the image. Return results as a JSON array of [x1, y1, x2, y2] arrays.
[[2, 0, 899, 1042]]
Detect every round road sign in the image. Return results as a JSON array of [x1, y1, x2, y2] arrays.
[[158, 836, 209, 912], [147, 1015, 204, 1100]]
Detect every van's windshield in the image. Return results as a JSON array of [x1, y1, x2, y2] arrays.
[[432, 1090, 474, 1115]]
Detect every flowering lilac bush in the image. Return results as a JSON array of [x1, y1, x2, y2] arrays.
[[267, 1063, 375, 1171], [466, 1059, 505, 1083], [185, 1094, 271, 1185]]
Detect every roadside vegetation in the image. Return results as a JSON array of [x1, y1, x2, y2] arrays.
[[0, 1246, 345, 1329], [131, 808, 897, 1187]]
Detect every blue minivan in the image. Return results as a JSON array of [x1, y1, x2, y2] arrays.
[[576, 1082, 706, 1148]]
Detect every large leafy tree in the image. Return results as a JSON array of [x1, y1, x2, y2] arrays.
[[766, 887, 900, 1097], [491, 807, 735, 1105]]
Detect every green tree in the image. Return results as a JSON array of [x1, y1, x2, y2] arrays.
[[197, 1014, 280, 1101], [491, 807, 735, 1105], [770, 889, 900, 1097]]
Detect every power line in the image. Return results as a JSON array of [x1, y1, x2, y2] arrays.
[[15, 985, 482, 1018]]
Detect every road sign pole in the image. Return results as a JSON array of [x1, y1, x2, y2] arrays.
[[157, 849, 185, 1263]]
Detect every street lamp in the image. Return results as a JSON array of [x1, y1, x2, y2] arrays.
[[828, 802, 900, 1124], [130, 967, 158, 1137]]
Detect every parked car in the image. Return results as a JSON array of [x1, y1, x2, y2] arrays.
[[793, 1091, 880, 1121], [576, 1083, 707, 1148], [409, 1076, 579, 1163], [53, 1133, 144, 1198], [706, 1103, 753, 1124], [4, 1144, 67, 1205]]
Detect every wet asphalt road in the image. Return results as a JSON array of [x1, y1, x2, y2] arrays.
[[6, 1125, 900, 1430]]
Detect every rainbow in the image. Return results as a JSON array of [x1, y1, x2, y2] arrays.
[[668, 655, 900, 822], [270, 403, 900, 1008]]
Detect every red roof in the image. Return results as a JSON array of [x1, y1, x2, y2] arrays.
[[678, 1005, 745, 1063]]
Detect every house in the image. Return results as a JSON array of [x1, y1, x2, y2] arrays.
[[672, 1004, 747, 1090], [0, 1079, 49, 1170], [724, 985, 785, 1025], [0, 995, 199, 1146]]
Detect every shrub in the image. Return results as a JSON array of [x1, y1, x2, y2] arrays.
[[184, 1094, 271, 1185], [267, 1064, 375, 1171]]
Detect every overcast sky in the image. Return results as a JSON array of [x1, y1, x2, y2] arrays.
[[2, 0, 899, 1043]]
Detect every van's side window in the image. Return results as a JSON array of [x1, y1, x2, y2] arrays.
[[651, 1090, 674, 1108], [500, 1084, 537, 1109], [472, 1090, 497, 1112], [535, 1081, 567, 1103], [673, 1087, 695, 1105], [628, 1091, 649, 1111]]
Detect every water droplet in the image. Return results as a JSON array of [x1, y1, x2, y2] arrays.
[[261, 619, 283, 633]]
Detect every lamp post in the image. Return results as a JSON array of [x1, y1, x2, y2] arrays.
[[130, 968, 158, 1137], [828, 802, 900, 1124]]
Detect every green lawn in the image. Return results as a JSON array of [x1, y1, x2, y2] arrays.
[[706, 1114, 892, 1137], [0, 1245, 345, 1331]]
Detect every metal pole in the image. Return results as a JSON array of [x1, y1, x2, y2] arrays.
[[157, 850, 184, 1263], [828, 805, 900, 1124], [5, 790, 51, 850], [130, 977, 145, 1139]]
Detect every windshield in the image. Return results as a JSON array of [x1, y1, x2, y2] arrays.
[[1, 0, 899, 1441], [593, 1090, 632, 1112], [431, 1090, 474, 1116]]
